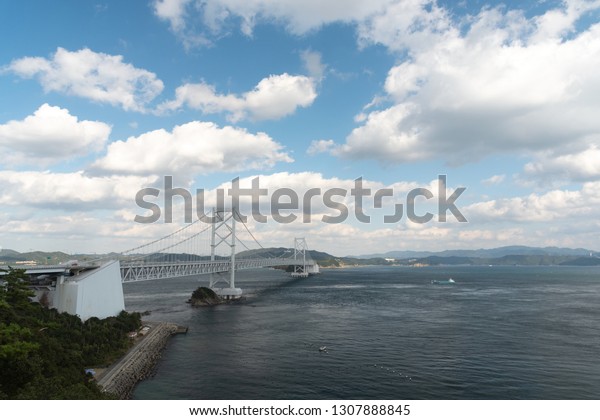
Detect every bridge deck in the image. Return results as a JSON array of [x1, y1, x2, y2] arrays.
[[2, 258, 317, 284], [120, 258, 315, 282]]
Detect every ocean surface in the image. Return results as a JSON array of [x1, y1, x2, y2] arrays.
[[125, 265, 600, 399]]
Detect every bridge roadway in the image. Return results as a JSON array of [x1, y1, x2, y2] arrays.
[[0, 263, 98, 276], [119, 258, 306, 282], [1, 257, 316, 283]]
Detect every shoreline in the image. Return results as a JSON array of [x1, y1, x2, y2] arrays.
[[96, 321, 186, 399]]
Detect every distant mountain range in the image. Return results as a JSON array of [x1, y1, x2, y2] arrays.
[[0, 249, 107, 265], [239, 245, 600, 267], [399, 254, 600, 267], [2, 245, 599, 267], [352, 246, 597, 259]]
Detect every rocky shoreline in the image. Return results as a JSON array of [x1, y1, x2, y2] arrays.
[[96, 322, 182, 399]]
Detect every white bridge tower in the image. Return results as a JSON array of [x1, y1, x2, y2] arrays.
[[291, 237, 309, 278], [209, 209, 242, 299]]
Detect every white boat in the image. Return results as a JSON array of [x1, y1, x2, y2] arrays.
[[319, 346, 327, 352], [431, 278, 456, 285]]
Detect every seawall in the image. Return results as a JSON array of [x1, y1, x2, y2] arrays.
[[97, 322, 180, 399]]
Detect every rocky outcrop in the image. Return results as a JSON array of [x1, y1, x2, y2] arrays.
[[97, 322, 178, 399], [187, 286, 223, 307]]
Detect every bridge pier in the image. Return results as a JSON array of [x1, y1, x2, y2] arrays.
[[212, 287, 243, 300]]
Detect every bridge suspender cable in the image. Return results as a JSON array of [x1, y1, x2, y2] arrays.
[[126, 224, 213, 263], [119, 217, 205, 256]]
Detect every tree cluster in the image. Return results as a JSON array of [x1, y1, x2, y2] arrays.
[[0, 268, 141, 399]]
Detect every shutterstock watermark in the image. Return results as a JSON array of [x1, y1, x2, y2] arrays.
[[134, 175, 467, 224]]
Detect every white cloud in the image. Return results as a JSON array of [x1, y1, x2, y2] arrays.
[[3, 169, 600, 254], [464, 183, 600, 223], [0, 212, 183, 254], [523, 146, 600, 182], [6, 48, 164, 112], [300, 50, 326, 82], [307, 139, 335, 156], [335, 104, 428, 162], [153, 0, 396, 39], [242, 74, 317, 120], [153, 0, 192, 32], [199, 171, 362, 220], [91, 120, 293, 176], [331, 2, 600, 177], [482, 174, 506, 186], [530, 0, 600, 42], [0, 104, 111, 166], [0, 170, 156, 209], [157, 73, 317, 121], [152, 0, 212, 49], [150, 1, 600, 187], [356, 0, 451, 51]]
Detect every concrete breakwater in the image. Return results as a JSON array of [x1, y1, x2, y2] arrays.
[[97, 322, 181, 399]]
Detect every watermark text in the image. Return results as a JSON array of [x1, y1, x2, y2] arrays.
[[134, 175, 467, 224]]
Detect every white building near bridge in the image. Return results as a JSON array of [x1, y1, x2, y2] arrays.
[[54, 260, 125, 320]]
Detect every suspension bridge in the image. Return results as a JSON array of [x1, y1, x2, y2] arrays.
[[1, 209, 318, 320]]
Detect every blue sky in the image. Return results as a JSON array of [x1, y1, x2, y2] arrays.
[[1, 0, 600, 256]]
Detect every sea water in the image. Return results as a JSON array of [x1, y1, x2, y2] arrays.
[[125, 265, 600, 399]]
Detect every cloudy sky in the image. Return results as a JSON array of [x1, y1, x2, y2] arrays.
[[1, 0, 600, 256]]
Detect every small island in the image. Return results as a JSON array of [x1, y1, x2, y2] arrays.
[[187, 287, 224, 307]]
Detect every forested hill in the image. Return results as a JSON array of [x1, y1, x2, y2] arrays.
[[0, 268, 141, 399], [236, 248, 391, 267]]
